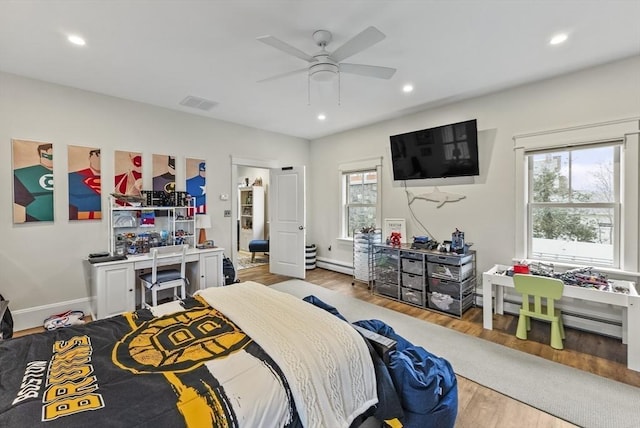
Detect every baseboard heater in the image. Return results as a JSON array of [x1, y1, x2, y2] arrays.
[[316, 257, 353, 276]]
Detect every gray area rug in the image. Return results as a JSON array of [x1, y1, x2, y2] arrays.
[[271, 279, 640, 428]]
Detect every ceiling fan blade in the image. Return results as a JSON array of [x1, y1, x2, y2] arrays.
[[330, 26, 386, 62], [257, 67, 308, 83], [257, 35, 317, 63], [339, 63, 396, 79]]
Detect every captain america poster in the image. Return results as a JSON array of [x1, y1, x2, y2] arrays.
[[12, 139, 54, 223], [186, 157, 206, 214]]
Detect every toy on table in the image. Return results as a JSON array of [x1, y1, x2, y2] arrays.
[[389, 231, 402, 247]]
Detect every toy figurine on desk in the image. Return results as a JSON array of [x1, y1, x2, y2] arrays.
[[389, 231, 402, 247], [451, 228, 465, 254]]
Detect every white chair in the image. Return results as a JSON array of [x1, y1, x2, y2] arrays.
[[139, 245, 188, 308]]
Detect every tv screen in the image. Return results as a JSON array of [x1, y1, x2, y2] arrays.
[[390, 119, 479, 180]]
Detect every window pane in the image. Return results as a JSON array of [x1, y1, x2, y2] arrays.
[[532, 147, 615, 203], [570, 147, 615, 203], [348, 206, 376, 236], [532, 152, 569, 202], [531, 206, 614, 265], [347, 171, 377, 204]]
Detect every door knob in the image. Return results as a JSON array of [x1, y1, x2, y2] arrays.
[[299, 226, 304, 230]]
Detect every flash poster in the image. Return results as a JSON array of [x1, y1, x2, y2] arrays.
[[12, 139, 54, 223], [186, 158, 206, 214], [68, 145, 101, 220], [114, 150, 143, 198]]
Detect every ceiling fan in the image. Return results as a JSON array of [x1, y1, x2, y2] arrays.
[[257, 26, 396, 84]]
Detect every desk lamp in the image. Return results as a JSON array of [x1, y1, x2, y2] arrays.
[[196, 214, 212, 244]]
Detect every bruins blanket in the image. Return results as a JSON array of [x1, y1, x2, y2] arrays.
[[0, 296, 302, 427]]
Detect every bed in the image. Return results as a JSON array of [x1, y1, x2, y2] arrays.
[[0, 282, 380, 428]]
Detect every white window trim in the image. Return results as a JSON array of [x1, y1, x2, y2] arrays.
[[338, 157, 383, 240], [514, 118, 639, 272]]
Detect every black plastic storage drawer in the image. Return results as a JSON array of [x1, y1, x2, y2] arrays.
[[375, 282, 399, 298], [428, 276, 475, 299], [401, 287, 424, 306], [426, 252, 473, 266], [401, 257, 424, 275], [401, 272, 424, 291]]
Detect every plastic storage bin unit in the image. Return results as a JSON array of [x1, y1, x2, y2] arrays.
[[372, 244, 476, 318]]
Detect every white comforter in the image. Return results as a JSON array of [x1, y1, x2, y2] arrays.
[[195, 281, 378, 428]]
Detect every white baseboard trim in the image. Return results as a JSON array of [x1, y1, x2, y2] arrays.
[[316, 257, 353, 276], [11, 298, 92, 332]]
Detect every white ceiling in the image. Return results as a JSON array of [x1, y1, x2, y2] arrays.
[[1, 1, 639, 140]]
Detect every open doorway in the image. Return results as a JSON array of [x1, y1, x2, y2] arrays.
[[231, 157, 277, 271], [236, 165, 270, 270]]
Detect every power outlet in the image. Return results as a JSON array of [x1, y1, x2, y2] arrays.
[[223, 210, 231, 217]]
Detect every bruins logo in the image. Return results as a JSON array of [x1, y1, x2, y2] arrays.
[[113, 307, 251, 374]]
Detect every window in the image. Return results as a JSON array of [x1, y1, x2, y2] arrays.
[[526, 143, 620, 267], [342, 169, 379, 238]]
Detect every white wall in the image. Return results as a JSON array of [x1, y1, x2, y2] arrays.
[[0, 72, 308, 313], [307, 56, 640, 276]]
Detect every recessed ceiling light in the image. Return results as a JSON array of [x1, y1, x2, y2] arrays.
[[68, 35, 86, 46], [550, 33, 568, 45], [402, 84, 414, 93], [317, 114, 326, 121]]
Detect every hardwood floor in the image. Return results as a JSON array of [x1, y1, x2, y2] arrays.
[[12, 266, 637, 427], [239, 265, 640, 427]]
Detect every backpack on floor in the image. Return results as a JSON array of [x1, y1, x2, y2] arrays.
[[223, 256, 238, 285]]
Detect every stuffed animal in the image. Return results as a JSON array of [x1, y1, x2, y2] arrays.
[[389, 231, 402, 247]]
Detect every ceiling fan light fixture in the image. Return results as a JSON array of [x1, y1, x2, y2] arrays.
[[309, 63, 338, 82]]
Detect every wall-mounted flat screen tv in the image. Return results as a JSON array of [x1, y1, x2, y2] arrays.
[[390, 119, 479, 180]]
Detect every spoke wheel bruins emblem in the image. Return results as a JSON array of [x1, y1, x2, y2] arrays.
[[113, 307, 251, 374]]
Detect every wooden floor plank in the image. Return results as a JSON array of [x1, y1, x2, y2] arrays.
[[238, 265, 636, 426]]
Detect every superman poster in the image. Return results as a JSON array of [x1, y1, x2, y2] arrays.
[[68, 145, 101, 220]]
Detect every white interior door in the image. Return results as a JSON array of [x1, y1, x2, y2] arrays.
[[269, 166, 305, 278]]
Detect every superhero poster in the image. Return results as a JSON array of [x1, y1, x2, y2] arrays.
[[153, 154, 176, 195], [12, 139, 54, 223], [186, 158, 206, 214], [68, 145, 101, 220], [114, 150, 143, 198]]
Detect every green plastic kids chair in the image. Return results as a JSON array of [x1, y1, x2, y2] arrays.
[[513, 274, 566, 350]]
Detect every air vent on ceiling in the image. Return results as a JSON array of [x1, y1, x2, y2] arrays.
[[179, 95, 218, 111]]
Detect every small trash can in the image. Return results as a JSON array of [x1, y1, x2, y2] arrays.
[[305, 244, 316, 270]]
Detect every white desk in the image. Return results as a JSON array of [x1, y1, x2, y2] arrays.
[[88, 247, 225, 320], [482, 264, 640, 372]]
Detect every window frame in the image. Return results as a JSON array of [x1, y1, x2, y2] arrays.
[[525, 143, 621, 267], [338, 158, 383, 240], [513, 118, 639, 274]]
